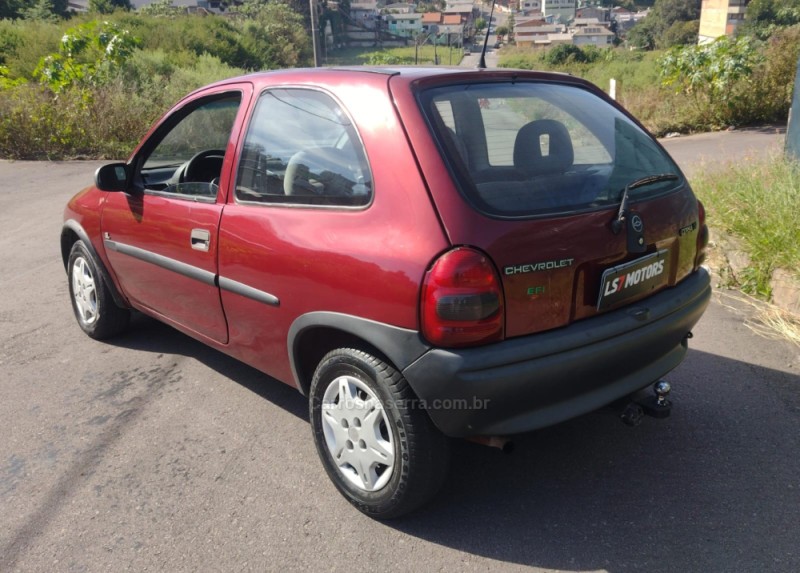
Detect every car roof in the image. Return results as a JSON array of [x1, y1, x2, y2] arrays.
[[196, 66, 577, 92]]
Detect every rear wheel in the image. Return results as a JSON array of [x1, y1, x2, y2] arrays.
[[309, 348, 450, 519], [67, 240, 130, 339]]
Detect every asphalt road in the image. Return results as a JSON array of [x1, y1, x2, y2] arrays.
[[1, 127, 798, 572]]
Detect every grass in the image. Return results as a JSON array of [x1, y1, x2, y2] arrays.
[[691, 156, 800, 298], [324, 45, 464, 67], [499, 46, 663, 92]]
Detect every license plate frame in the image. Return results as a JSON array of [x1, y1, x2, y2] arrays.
[[597, 249, 670, 311]]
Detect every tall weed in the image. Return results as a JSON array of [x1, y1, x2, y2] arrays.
[[693, 157, 800, 297]]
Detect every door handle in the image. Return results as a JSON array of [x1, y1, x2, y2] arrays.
[[190, 228, 211, 252]]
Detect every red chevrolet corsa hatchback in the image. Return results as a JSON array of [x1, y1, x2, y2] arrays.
[[62, 67, 710, 518]]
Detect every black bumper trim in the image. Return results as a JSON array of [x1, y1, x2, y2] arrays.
[[402, 268, 711, 437]]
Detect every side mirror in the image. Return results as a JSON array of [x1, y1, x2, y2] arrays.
[[94, 163, 129, 192]]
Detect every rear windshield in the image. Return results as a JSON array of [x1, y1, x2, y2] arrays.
[[419, 82, 683, 218]]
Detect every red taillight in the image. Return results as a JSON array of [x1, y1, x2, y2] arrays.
[[421, 247, 504, 347], [695, 200, 709, 268]]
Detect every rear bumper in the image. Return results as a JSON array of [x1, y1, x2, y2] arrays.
[[402, 268, 711, 437]]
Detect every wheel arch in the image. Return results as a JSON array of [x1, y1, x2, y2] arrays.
[[61, 220, 130, 309], [287, 312, 430, 396]]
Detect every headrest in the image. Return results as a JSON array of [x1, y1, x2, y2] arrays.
[[513, 119, 574, 177]]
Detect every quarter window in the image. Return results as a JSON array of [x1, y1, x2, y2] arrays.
[[236, 89, 372, 207]]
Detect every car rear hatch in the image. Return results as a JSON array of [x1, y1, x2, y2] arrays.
[[393, 72, 704, 340]]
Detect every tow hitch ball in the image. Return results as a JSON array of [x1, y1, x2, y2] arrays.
[[619, 380, 672, 427]]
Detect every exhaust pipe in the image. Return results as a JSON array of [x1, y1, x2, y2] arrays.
[[467, 435, 514, 454]]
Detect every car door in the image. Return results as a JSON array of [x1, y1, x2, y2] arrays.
[[217, 86, 378, 380], [102, 84, 253, 343]]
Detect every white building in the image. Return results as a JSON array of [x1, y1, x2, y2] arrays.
[[542, 0, 576, 24], [572, 25, 615, 47], [698, 0, 749, 44], [519, 0, 542, 13], [384, 12, 423, 38], [383, 2, 417, 14], [351, 0, 379, 24], [514, 19, 565, 46]]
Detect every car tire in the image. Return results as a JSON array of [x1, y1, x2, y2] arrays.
[[67, 240, 130, 340], [309, 348, 450, 519]]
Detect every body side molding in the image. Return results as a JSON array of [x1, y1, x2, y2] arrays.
[[219, 276, 280, 306], [104, 239, 216, 286]]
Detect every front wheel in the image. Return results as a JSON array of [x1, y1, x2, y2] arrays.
[[309, 348, 450, 519], [67, 240, 130, 340]]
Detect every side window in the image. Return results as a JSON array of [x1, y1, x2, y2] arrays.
[[139, 93, 241, 200], [235, 88, 372, 207]]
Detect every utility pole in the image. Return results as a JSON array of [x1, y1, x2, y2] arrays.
[[310, 0, 321, 67], [448, 33, 452, 65], [787, 55, 800, 160]]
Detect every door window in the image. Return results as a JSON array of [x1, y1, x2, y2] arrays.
[[138, 93, 242, 200]]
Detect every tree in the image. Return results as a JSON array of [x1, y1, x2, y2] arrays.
[[237, 1, 313, 69], [627, 0, 700, 49], [1, 0, 19, 19], [137, 0, 182, 17], [475, 17, 486, 33], [660, 19, 699, 47], [739, 0, 800, 39], [19, 0, 68, 21], [495, 25, 509, 39], [22, 0, 59, 21], [89, 0, 131, 14]]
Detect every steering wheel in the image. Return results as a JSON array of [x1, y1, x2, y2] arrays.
[[182, 149, 225, 183]]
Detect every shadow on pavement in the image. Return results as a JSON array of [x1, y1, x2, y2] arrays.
[[108, 313, 308, 422], [393, 348, 799, 572], [737, 124, 787, 135], [102, 316, 799, 571]]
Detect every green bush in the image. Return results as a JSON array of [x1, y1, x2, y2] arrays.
[[34, 20, 141, 93], [728, 25, 800, 125], [0, 19, 63, 79], [123, 50, 244, 95], [0, 83, 127, 159], [660, 36, 761, 128], [165, 54, 246, 98], [0, 50, 244, 160], [0, 6, 312, 159], [543, 44, 598, 66]]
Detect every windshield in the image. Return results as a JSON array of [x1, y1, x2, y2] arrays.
[[420, 82, 682, 218]]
